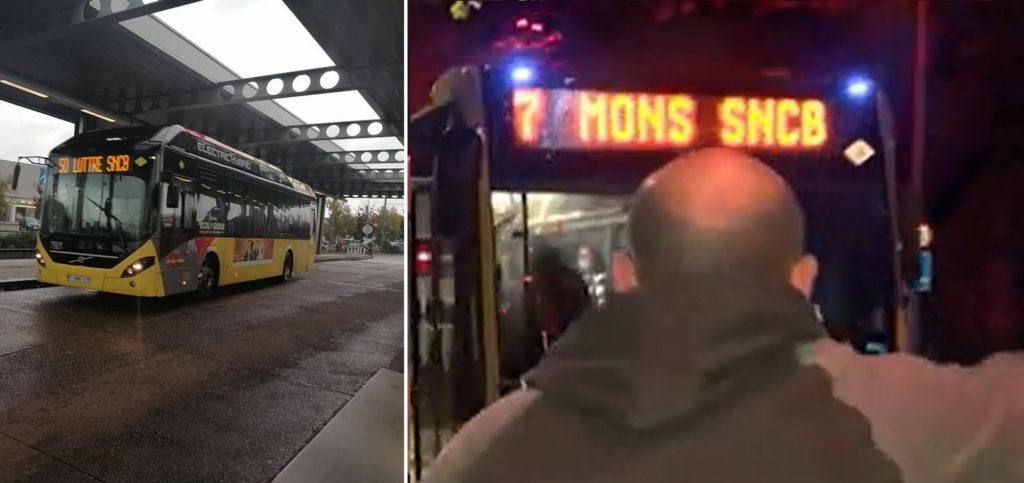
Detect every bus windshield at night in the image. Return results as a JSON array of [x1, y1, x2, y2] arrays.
[[512, 87, 830, 151]]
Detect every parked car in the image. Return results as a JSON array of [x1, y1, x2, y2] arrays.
[[18, 217, 40, 231]]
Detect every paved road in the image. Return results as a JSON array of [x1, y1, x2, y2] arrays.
[[0, 255, 403, 482]]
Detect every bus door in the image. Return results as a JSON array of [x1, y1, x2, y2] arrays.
[[158, 171, 198, 295], [409, 76, 501, 476], [492, 191, 630, 379]]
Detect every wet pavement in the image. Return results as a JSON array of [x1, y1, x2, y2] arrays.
[[0, 255, 403, 482]]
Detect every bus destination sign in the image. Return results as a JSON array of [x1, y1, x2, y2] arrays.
[[56, 154, 134, 174], [512, 88, 829, 151]]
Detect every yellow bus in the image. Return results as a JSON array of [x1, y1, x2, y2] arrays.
[[34, 125, 318, 298]]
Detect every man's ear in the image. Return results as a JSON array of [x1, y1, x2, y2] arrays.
[[790, 254, 818, 298], [611, 249, 638, 293]]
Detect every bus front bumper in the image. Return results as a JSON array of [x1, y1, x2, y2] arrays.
[[36, 263, 165, 297]]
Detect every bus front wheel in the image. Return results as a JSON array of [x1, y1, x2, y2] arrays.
[[197, 258, 218, 299], [280, 252, 294, 283]]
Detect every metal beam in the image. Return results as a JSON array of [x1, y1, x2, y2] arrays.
[[286, 165, 403, 180], [108, 64, 398, 115], [0, 65, 128, 126], [217, 120, 400, 146], [303, 179, 404, 197], [290, 170, 404, 181], [0, 0, 201, 48], [282, 150, 406, 166]]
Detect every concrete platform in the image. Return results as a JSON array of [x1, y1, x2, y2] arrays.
[[0, 258, 34, 283], [274, 368, 403, 483]]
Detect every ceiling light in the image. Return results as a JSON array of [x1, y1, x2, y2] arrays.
[[80, 109, 117, 123], [0, 80, 49, 99]]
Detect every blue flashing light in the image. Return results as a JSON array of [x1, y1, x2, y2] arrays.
[[845, 76, 874, 98], [510, 65, 535, 84]]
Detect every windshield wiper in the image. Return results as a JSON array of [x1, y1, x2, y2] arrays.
[[84, 195, 129, 252]]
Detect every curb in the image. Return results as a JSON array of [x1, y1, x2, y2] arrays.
[[0, 279, 51, 292], [315, 255, 374, 263]]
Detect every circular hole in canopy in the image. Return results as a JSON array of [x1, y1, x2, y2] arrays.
[[367, 122, 383, 135], [346, 123, 361, 136], [292, 74, 311, 93], [320, 70, 340, 89], [242, 81, 259, 98], [266, 78, 284, 95], [325, 124, 340, 138], [377, 152, 389, 162]]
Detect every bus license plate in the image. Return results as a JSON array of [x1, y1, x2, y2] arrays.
[[67, 275, 90, 284]]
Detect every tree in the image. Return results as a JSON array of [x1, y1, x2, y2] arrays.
[[322, 198, 357, 245], [375, 205, 404, 251]]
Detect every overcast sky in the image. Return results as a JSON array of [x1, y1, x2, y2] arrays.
[[0, 102, 74, 162]]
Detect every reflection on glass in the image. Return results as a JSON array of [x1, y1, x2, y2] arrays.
[[42, 172, 149, 248]]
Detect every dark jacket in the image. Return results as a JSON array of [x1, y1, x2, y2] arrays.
[[423, 278, 903, 482]]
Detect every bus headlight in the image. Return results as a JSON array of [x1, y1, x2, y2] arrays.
[[34, 251, 45, 267], [121, 256, 156, 278]]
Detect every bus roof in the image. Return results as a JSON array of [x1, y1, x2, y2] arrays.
[[51, 125, 317, 198], [173, 126, 317, 198]]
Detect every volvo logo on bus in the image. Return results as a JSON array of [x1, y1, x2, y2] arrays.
[[68, 256, 93, 264]]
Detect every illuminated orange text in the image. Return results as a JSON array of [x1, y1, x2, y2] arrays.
[[513, 88, 545, 144], [578, 92, 695, 147], [719, 97, 828, 148], [512, 88, 829, 151], [57, 154, 131, 174]]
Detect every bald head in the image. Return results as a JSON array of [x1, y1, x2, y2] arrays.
[[629, 148, 807, 287]]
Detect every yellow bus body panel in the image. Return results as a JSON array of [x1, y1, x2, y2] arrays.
[[212, 237, 314, 286]]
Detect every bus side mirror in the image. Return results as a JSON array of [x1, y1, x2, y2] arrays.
[[166, 185, 181, 209]]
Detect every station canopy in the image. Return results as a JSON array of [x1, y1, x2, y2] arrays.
[[0, 0, 403, 198]]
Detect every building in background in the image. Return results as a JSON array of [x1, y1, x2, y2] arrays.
[[0, 158, 45, 233]]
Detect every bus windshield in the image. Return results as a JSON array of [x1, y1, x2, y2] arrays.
[[41, 153, 155, 255]]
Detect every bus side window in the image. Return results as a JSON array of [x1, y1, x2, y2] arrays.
[[225, 188, 245, 238], [250, 201, 265, 239], [271, 194, 284, 239], [287, 197, 301, 239], [197, 181, 225, 235], [180, 183, 194, 232], [308, 202, 316, 238]]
